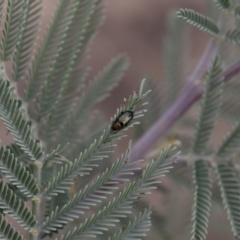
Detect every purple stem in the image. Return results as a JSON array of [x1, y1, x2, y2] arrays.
[[186, 39, 218, 83], [130, 59, 240, 162]]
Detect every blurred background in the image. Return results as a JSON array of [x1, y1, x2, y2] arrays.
[[2, 0, 239, 239]]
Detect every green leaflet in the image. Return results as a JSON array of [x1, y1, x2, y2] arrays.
[[35, 0, 98, 120], [12, 0, 43, 81], [0, 78, 43, 161], [216, 119, 240, 160], [0, 214, 23, 240], [39, 0, 104, 135], [191, 160, 212, 240], [177, 8, 219, 36], [43, 87, 150, 199], [24, 0, 77, 101], [191, 56, 223, 154], [215, 162, 240, 239], [42, 148, 135, 233], [235, 5, 240, 19], [108, 208, 151, 240], [60, 146, 178, 240], [0, 147, 38, 199], [213, 0, 231, 11], [0, 0, 25, 61], [225, 29, 240, 44], [0, 181, 36, 231], [52, 54, 129, 149]]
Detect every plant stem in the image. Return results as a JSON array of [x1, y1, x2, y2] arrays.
[[130, 59, 240, 162], [186, 39, 219, 83], [32, 162, 42, 240]]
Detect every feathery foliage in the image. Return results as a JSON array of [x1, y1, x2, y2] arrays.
[[0, 147, 38, 199], [24, 0, 78, 101], [234, 5, 240, 19], [43, 86, 150, 198], [39, 0, 105, 129], [0, 214, 23, 240], [215, 162, 240, 239], [35, 0, 98, 120], [42, 148, 139, 233], [0, 181, 36, 231], [213, 0, 231, 11], [0, 0, 25, 61], [7, 143, 30, 164], [225, 29, 240, 44], [191, 159, 212, 240], [56, 56, 129, 149], [43, 54, 129, 145], [189, 56, 223, 240], [216, 119, 240, 159], [191, 56, 223, 154], [108, 208, 151, 240], [176, 8, 219, 36], [60, 146, 178, 240], [0, 0, 239, 239], [0, 77, 43, 161], [12, 0, 43, 81]]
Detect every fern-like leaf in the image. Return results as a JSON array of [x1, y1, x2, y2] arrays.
[[0, 147, 38, 199], [24, 0, 79, 101], [0, 181, 36, 231], [39, 0, 104, 134], [216, 119, 240, 159], [35, 0, 97, 120], [234, 5, 240, 19], [0, 214, 23, 240], [12, 0, 43, 81], [0, 0, 4, 24], [191, 159, 212, 240], [225, 29, 240, 44], [0, 78, 43, 161], [0, 0, 25, 61], [7, 143, 30, 164], [50, 54, 129, 148], [213, 0, 231, 11], [42, 149, 141, 233], [43, 87, 150, 198], [40, 67, 88, 143], [109, 208, 151, 240], [60, 146, 178, 240], [191, 56, 223, 154], [176, 8, 219, 36], [215, 162, 240, 238]]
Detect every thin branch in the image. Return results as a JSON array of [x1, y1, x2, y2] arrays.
[[186, 39, 219, 83], [130, 59, 240, 162]]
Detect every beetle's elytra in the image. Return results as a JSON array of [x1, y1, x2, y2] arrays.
[[111, 110, 134, 131]]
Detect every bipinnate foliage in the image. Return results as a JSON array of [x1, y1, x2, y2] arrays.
[[0, 78, 43, 162], [190, 56, 224, 240], [0, 1, 180, 239], [0, 213, 23, 240], [0, 0, 25, 61], [0, 0, 240, 240], [0, 181, 36, 230], [214, 0, 231, 12], [108, 208, 151, 240], [173, 2, 240, 240], [191, 56, 224, 155], [176, 8, 220, 36], [59, 146, 178, 240], [12, 0, 42, 82]]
